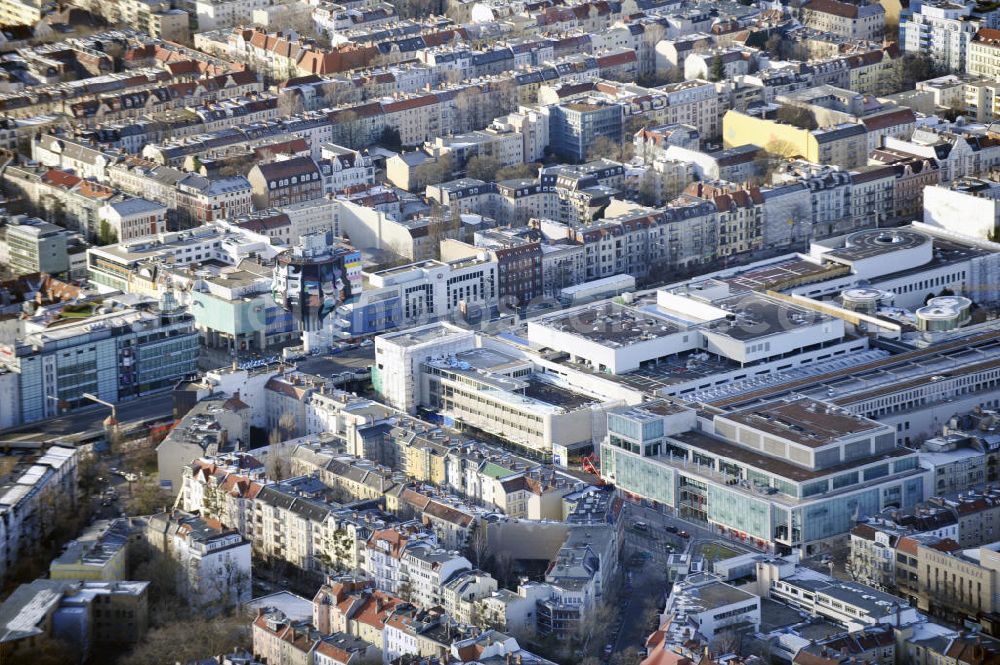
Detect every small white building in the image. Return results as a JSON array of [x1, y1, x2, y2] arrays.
[[98, 198, 168, 243], [923, 178, 1000, 240], [145, 510, 251, 613], [664, 573, 760, 641]]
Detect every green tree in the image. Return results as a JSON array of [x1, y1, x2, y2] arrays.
[[894, 53, 942, 94], [709, 55, 725, 82], [380, 126, 403, 152], [98, 219, 117, 245], [765, 33, 785, 59], [638, 170, 659, 206]]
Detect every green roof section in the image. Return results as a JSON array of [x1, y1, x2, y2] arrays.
[[480, 462, 518, 479]]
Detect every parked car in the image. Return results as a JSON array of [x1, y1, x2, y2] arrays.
[[665, 525, 678, 534], [633, 521, 648, 531], [678, 530, 690, 539]]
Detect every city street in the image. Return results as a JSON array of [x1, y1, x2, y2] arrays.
[[609, 501, 758, 657], [624, 501, 756, 558], [0, 391, 174, 441]]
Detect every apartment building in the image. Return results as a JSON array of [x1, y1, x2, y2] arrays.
[[801, 0, 885, 42], [156, 396, 254, 495], [312, 578, 406, 651], [846, 46, 904, 97], [252, 476, 348, 576], [683, 182, 764, 258], [175, 455, 266, 539], [144, 510, 251, 612], [968, 28, 1000, 77], [895, 534, 1000, 626], [458, 229, 544, 308], [3, 166, 111, 241], [547, 100, 623, 163], [252, 608, 375, 665], [1, 217, 70, 277], [400, 546, 472, 608], [106, 161, 254, 229], [902, 0, 980, 73], [290, 447, 398, 503], [0, 579, 149, 662], [248, 157, 325, 209], [442, 570, 498, 625], [426, 128, 525, 174], [175, 174, 253, 226], [363, 526, 438, 598], [318, 144, 375, 193], [869, 150, 941, 222], [50, 518, 132, 582], [0, 447, 77, 584], [382, 605, 455, 664], [193, 0, 273, 30], [684, 48, 750, 81], [0, 0, 50, 26], [883, 129, 1000, 183], [851, 488, 1000, 594]]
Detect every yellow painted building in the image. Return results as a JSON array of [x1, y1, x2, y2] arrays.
[[0, 0, 49, 26], [49, 542, 127, 580], [723, 110, 868, 168]]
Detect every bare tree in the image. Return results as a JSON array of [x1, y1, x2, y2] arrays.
[[266, 411, 297, 480], [464, 521, 491, 569], [495, 162, 540, 181], [710, 629, 742, 655], [118, 615, 251, 665], [775, 105, 818, 130], [764, 138, 802, 160], [278, 90, 305, 117], [424, 153, 455, 188], [466, 154, 502, 181], [127, 477, 170, 515], [492, 551, 514, 588], [320, 80, 358, 107], [640, 22, 666, 80], [587, 135, 632, 163], [454, 88, 484, 134], [612, 647, 643, 665]]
